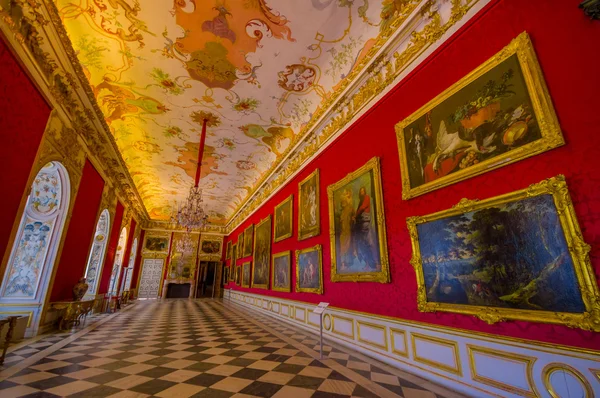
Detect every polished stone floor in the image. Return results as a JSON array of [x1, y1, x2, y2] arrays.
[[0, 300, 465, 398]]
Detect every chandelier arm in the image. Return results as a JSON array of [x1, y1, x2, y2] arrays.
[[194, 118, 207, 188]]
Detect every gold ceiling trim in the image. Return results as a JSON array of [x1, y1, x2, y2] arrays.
[[225, 0, 484, 234]]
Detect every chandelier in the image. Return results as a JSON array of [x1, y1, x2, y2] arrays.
[[171, 111, 221, 231]]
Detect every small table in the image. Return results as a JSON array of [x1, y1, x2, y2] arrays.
[[50, 300, 95, 330]]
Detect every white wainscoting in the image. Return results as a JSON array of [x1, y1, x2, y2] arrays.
[[224, 290, 600, 397]]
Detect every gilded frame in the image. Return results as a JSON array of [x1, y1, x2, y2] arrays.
[[327, 157, 390, 283], [295, 244, 323, 294], [243, 224, 254, 257], [274, 195, 293, 243], [237, 234, 243, 258], [226, 241, 232, 260], [241, 261, 251, 288], [251, 215, 272, 289], [298, 169, 320, 240], [142, 231, 171, 255], [199, 234, 223, 260], [395, 32, 564, 200], [272, 250, 291, 292], [223, 266, 229, 285], [407, 175, 600, 331]]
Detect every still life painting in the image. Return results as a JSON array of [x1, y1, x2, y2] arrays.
[[407, 175, 600, 331], [298, 170, 320, 240], [272, 251, 291, 292], [243, 225, 254, 257], [328, 157, 389, 283], [226, 241, 232, 260], [274, 195, 293, 242], [396, 32, 563, 199], [252, 215, 272, 289], [296, 245, 323, 294], [242, 262, 251, 288]]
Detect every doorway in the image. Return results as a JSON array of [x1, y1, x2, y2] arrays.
[[196, 261, 218, 298]]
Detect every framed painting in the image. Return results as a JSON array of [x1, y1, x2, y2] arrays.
[[200, 236, 222, 256], [298, 169, 320, 240], [223, 267, 229, 285], [252, 215, 272, 289], [272, 251, 291, 292], [295, 245, 323, 294], [243, 224, 254, 257], [226, 241, 232, 260], [143, 233, 170, 254], [407, 175, 599, 331], [274, 195, 293, 242], [328, 157, 390, 283], [395, 32, 563, 200], [242, 261, 251, 288], [237, 234, 244, 258], [236, 265, 242, 286], [231, 243, 237, 270]]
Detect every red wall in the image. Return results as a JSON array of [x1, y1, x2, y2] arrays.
[[98, 202, 124, 294], [50, 160, 105, 301], [130, 229, 145, 293], [225, 0, 600, 350], [0, 37, 51, 268]]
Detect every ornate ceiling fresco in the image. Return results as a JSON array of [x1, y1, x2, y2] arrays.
[[53, 0, 407, 225]]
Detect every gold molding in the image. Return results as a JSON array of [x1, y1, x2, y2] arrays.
[[251, 215, 271, 289], [331, 315, 355, 339], [390, 328, 409, 358], [327, 157, 390, 283], [467, 344, 539, 397], [298, 169, 320, 241], [407, 175, 600, 331], [323, 313, 332, 331], [357, 320, 389, 351], [542, 363, 593, 398], [411, 333, 462, 376], [294, 306, 307, 323], [271, 251, 291, 293], [295, 244, 323, 294], [273, 194, 293, 243]]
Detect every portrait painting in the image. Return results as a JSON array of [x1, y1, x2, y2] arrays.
[[252, 215, 272, 289], [144, 236, 169, 253], [236, 265, 242, 285], [231, 244, 237, 279], [226, 241, 232, 260], [274, 195, 293, 242], [223, 267, 229, 285], [295, 245, 323, 294], [238, 234, 244, 258], [298, 169, 320, 240], [407, 176, 600, 331], [328, 157, 390, 283], [242, 261, 251, 288], [396, 32, 563, 199], [272, 251, 291, 292], [243, 225, 254, 257], [201, 239, 221, 255]]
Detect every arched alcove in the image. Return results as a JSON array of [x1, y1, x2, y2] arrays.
[[108, 227, 127, 295], [83, 209, 110, 298]]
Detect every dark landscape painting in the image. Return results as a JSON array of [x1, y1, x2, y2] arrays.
[[416, 195, 585, 313], [201, 240, 221, 254], [145, 237, 169, 252]]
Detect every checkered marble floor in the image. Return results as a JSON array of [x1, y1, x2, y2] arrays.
[[0, 300, 465, 398]]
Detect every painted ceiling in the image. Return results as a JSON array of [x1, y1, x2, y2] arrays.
[[55, 0, 401, 225]]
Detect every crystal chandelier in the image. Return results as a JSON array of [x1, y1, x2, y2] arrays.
[[171, 111, 221, 231]]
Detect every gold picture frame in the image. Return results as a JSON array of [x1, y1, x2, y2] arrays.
[[407, 175, 600, 331], [252, 215, 272, 289], [272, 251, 291, 292], [237, 234, 243, 258], [274, 195, 293, 242], [241, 261, 251, 288], [295, 244, 323, 294], [223, 267, 229, 285], [226, 241, 232, 260], [395, 32, 564, 200], [243, 224, 254, 257], [235, 265, 242, 286], [298, 169, 320, 240], [327, 157, 390, 283]]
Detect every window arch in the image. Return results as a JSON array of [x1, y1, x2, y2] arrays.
[[83, 209, 110, 297], [1, 162, 70, 301], [108, 227, 127, 295]]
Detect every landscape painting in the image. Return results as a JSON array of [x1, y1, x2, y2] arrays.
[[295, 245, 323, 294], [252, 215, 272, 289], [396, 33, 563, 199], [272, 251, 291, 292], [328, 157, 389, 283], [243, 225, 254, 257], [144, 236, 169, 253], [201, 239, 221, 255], [242, 262, 251, 288], [298, 170, 320, 240], [274, 195, 293, 242], [407, 176, 600, 329]]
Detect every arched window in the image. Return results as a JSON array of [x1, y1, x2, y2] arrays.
[[83, 209, 110, 298], [108, 227, 127, 295], [123, 237, 138, 291], [1, 162, 70, 303]]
